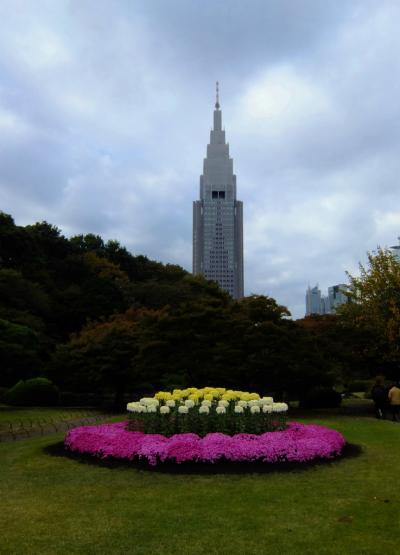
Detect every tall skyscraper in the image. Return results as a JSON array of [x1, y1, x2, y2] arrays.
[[305, 283, 348, 316], [193, 83, 244, 298], [305, 285, 322, 316]]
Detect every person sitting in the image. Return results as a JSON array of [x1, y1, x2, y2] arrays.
[[388, 381, 400, 422]]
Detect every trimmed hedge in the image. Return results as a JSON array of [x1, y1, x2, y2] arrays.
[[7, 377, 59, 406]]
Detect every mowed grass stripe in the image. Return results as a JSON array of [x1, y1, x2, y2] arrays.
[[1, 416, 399, 555]]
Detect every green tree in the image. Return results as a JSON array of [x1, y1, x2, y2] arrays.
[[70, 233, 105, 254], [52, 252, 134, 337], [0, 319, 42, 386], [338, 247, 400, 375], [238, 294, 291, 324], [296, 314, 371, 387], [50, 308, 158, 407], [0, 269, 50, 332], [133, 295, 334, 400]]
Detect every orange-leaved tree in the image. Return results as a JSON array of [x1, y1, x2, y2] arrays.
[[338, 247, 400, 374]]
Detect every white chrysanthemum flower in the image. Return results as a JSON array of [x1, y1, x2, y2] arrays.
[[218, 400, 229, 408], [201, 400, 212, 407], [234, 405, 244, 414], [160, 405, 170, 414], [127, 402, 141, 412], [147, 405, 157, 413], [178, 405, 189, 414], [248, 400, 259, 407], [262, 405, 273, 413], [185, 399, 195, 408], [250, 405, 260, 414], [166, 399, 176, 407], [261, 397, 274, 405], [216, 406, 226, 415], [272, 402, 288, 413], [140, 397, 159, 406], [199, 405, 209, 415], [237, 400, 248, 408]]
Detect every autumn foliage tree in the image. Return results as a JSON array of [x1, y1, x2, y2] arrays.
[[338, 247, 400, 375], [50, 308, 160, 407], [0, 213, 212, 388]]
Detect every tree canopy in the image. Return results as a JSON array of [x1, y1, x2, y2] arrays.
[[338, 247, 400, 375], [3, 210, 390, 406]]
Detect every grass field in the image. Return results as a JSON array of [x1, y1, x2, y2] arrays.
[[1, 413, 399, 555]]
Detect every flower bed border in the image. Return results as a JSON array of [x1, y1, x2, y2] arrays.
[[64, 421, 346, 468]]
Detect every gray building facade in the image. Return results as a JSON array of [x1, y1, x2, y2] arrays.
[[193, 85, 244, 298], [390, 237, 400, 260], [305, 283, 348, 316], [305, 285, 322, 316], [328, 284, 348, 312]]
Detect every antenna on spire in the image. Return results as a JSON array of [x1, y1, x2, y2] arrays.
[[215, 81, 220, 109]]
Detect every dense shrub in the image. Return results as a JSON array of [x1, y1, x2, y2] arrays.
[[300, 386, 342, 409], [7, 377, 59, 406]]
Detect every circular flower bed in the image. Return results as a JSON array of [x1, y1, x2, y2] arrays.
[[64, 421, 346, 467]]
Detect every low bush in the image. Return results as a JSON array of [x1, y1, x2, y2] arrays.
[[300, 386, 342, 409], [65, 421, 346, 466], [7, 377, 59, 406]]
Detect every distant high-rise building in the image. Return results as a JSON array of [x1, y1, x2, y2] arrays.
[[320, 295, 330, 315], [328, 284, 348, 312], [305, 283, 348, 316], [193, 83, 244, 298], [305, 285, 322, 315], [390, 237, 400, 260]]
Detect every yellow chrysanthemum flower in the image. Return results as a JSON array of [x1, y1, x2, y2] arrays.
[[155, 391, 173, 400]]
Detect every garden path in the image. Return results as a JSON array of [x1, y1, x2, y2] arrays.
[[0, 412, 116, 442]]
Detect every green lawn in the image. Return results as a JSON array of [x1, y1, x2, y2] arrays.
[[1, 415, 399, 555]]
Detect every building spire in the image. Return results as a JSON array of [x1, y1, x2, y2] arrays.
[[215, 81, 220, 109]]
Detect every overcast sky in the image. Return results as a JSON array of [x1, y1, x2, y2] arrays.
[[1, 0, 400, 318]]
